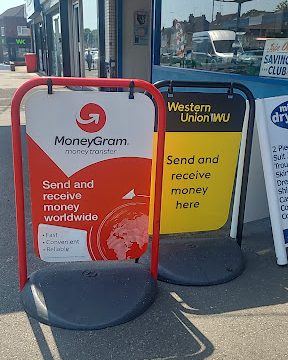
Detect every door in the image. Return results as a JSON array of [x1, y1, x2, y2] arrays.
[[71, 1, 83, 76], [50, 13, 63, 76], [35, 23, 46, 72]]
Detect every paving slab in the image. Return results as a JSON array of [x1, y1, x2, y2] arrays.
[[0, 66, 37, 126]]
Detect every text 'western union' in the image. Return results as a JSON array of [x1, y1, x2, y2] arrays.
[[167, 101, 231, 123]]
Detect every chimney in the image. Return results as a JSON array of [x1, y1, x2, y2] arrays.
[[189, 14, 194, 23]]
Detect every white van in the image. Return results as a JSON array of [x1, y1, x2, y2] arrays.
[[191, 30, 237, 68]]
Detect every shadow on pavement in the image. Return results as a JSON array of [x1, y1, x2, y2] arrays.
[[27, 287, 214, 360], [164, 219, 288, 317], [0, 126, 41, 315], [1, 125, 288, 359], [21, 217, 288, 360]]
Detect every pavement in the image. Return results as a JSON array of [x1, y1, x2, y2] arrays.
[[0, 67, 288, 360], [0, 66, 38, 126], [0, 64, 10, 71]]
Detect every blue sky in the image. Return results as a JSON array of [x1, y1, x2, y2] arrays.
[[0, 0, 284, 28], [0, 0, 24, 16]]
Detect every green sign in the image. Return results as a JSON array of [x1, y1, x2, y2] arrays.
[[16, 39, 26, 45]]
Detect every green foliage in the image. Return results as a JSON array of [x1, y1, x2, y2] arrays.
[[241, 9, 266, 17], [276, 0, 288, 11], [83, 28, 98, 49]]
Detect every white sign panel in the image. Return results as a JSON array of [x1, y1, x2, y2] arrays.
[[26, 91, 155, 177], [25, 0, 35, 19], [39, 224, 91, 262], [25, 90, 155, 262], [260, 38, 288, 79], [256, 96, 288, 265]]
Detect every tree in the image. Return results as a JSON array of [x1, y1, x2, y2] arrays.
[[83, 28, 98, 49], [241, 9, 266, 17], [84, 28, 92, 49], [276, 0, 288, 11]]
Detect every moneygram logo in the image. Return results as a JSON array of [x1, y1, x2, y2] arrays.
[[76, 103, 106, 133]]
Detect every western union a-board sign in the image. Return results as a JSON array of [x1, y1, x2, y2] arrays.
[[150, 92, 246, 234]]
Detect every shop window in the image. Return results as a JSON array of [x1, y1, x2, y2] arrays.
[[160, 0, 288, 77], [17, 26, 30, 36], [16, 46, 31, 61]]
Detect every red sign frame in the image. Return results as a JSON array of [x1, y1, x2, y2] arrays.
[[11, 77, 166, 289]]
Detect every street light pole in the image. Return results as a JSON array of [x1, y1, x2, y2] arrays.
[[214, 0, 253, 53], [236, 2, 241, 33], [215, 0, 253, 31]]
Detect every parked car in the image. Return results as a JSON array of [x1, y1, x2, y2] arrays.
[[160, 52, 171, 64], [236, 49, 263, 67], [235, 49, 263, 75], [184, 51, 196, 68]]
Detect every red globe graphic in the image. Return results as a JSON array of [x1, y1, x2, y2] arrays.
[[90, 202, 149, 260]]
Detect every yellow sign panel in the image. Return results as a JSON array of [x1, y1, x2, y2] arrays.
[[149, 92, 245, 234]]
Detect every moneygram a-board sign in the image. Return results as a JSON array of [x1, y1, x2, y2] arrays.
[[260, 38, 288, 79], [256, 96, 288, 265], [26, 91, 155, 262], [151, 92, 245, 234]]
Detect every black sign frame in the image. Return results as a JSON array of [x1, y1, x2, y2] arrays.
[[154, 80, 255, 246]]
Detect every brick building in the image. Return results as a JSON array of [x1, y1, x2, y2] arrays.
[[0, 4, 31, 64]]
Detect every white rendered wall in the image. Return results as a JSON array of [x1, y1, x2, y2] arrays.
[[244, 125, 269, 222], [121, 0, 152, 81]]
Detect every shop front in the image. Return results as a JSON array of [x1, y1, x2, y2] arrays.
[[26, 0, 153, 79], [0, 4, 32, 64], [27, 0, 102, 77], [64, 0, 152, 80], [26, 0, 67, 75], [5, 36, 31, 64], [151, 0, 288, 223], [38, 0, 62, 76]]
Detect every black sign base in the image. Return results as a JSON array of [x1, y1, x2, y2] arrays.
[[21, 262, 156, 330], [148, 237, 244, 286]]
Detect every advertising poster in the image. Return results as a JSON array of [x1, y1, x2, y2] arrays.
[[25, 91, 155, 262], [256, 96, 288, 263], [175, 22, 185, 58], [260, 38, 288, 79], [25, 0, 35, 19], [150, 92, 245, 234], [134, 10, 149, 45]]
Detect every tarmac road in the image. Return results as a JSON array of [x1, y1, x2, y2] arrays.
[[0, 68, 287, 360]]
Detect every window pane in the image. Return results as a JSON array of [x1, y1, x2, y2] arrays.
[[82, 0, 98, 77], [160, 0, 288, 77]]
